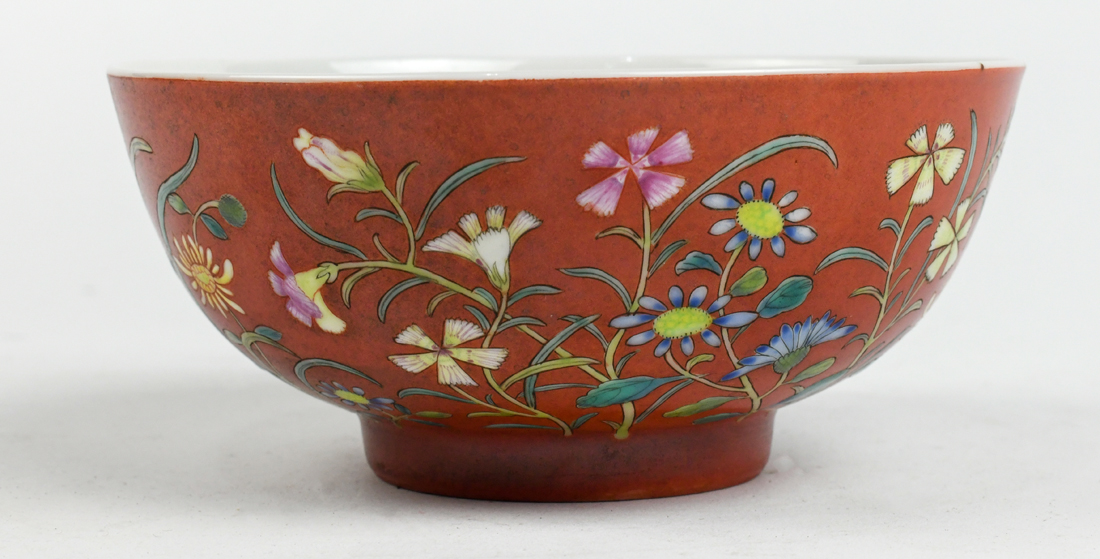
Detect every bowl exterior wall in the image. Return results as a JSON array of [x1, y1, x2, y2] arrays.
[[110, 68, 1022, 438]]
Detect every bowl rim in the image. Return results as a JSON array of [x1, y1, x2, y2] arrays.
[[106, 56, 1025, 82]]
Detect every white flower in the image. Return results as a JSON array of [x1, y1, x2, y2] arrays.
[[886, 123, 966, 206], [423, 206, 540, 290]]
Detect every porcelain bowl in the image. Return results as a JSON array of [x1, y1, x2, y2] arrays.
[[109, 58, 1023, 501]]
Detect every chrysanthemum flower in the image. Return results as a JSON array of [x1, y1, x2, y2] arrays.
[[702, 179, 816, 260], [722, 312, 856, 380], [172, 235, 244, 316], [576, 127, 693, 216], [926, 197, 974, 280], [423, 206, 540, 290], [388, 319, 508, 387], [267, 242, 346, 334], [886, 123, 966, 206], [610, 285, 758, 357]]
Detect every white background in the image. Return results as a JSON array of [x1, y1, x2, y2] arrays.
[[1, 1, 1097, 557]]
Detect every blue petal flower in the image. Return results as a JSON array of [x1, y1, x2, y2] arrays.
[[626, 329, 657, 346], [709, 218, 739, 235], [713, 311, 758, 328], [748, 237, 762, 260], [783, 225, 817, 244], [688, 286, 708, 308], [702, 193, 741, 210], [639, 296, 667, 312], [700, 329, 722, 347], [739, 181, 754, 201], [668, 286, 684, 307], [610, 313, 657, 329], [725, 230, 749, 252], [680, 336, 694, 356], [771, 236, 785, 257], [720, 368, 752, 381], [706, 294, 732, 314], [654, 338, 672, 357], [761, 178, 775, 201]]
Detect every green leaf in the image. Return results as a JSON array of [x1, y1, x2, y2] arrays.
[[535, 383, 597, 392], [850, 285, 885, 303], [128, 137, 153, 169], [576, 376, 682, 408], [675, 251, 723, 276], [395, 161, 418, 203], [636, 379, 693, 423], [222, 329, 241, 344], [899, 216, 935, 261], [167, 193, 190, 214], [468, 411, 513, 418], [729, 266, 768, 297], [572, 412, 599, 430], [843, 333, 870, 348], [473, 287, 499, 311], [816, 247, 888, 274], [426, 290, 457, 316], [295, 358, 382, 389], [649, 240, 688, 277], [406, 418, 448, 428], [654, 135, 838, 244], [271, 165, 368, 259], [596, 226, 643, 248], [508, 285, 562, 307], [415, 411, 452, 419], [663, 396, 742, 418], [341, 267, 378, 308], [398, 387, 472, 404], [789, 357, 836, 383], [776, 371, 846, 408], [879, 218, 901, 237], [414, 156, 525, 240], [685, 353, 715, 371], [200, 214, 228, 240], [614, 351, 637, 377], [394, 403, 413, 415], [498, 316, 545, 332], [156, 136, 199, 249], [756, 276, 813, 318], [692, 412, 745, 425], [217, 194, 247, 227], [355, 208, 402, 223], [378, 277, 429, 322], [559, 268, 631, 311], [530, 314, 600, 365], [562, 315, 609, 349], [254, 326, 282, 341], [501, 357, 600, 390], [464, 305, 491, 330]]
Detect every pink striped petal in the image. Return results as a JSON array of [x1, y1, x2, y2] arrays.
[[576, 169, 628, 216], [643, 130, 693, 166], [582, 141, 629, 169], [627, 127, 660, 163], [634, 169, 685, 209]]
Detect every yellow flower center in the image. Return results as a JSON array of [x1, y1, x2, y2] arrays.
[[189, 264, 218, 294], [652, 307, 713, 339], [334, 390, 370, 405], [737, 200, 784, 239]]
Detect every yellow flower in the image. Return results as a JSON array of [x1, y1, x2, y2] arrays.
[[388, 319, 508, 386], [886, 123, 966, 205], [293, 128, 384, 195], [173, 235, 244, 316], [926, 198, 974, 280]]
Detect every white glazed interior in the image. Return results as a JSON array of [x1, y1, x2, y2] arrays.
[[108, 57, 1022, 82]]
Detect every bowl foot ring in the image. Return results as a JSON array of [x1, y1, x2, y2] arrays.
[[360, 410, 774, 502]]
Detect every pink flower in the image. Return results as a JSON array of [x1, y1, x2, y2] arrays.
[[576, 127, 693, 216], [268, 242, 346, 334]]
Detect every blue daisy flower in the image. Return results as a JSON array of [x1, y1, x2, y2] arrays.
[[610, 285, 758, 357], [721, 312, 856, 380], [701, 178, 817, 260], [317, 381, 395, 411]]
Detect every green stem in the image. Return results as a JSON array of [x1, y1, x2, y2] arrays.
[[716, 244, 745, 365], [664, 352, 751, 394], [335, 261, 495, 308], [379, 187, 418, 266], [190, 200, 219, 240]]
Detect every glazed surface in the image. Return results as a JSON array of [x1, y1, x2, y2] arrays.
[[111, 68, 1022, 439]]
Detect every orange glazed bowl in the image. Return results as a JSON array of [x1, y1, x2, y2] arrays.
[[109, 58, 1023, 501]]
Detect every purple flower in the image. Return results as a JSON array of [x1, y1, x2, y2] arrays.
[[268, 242, 346, 334], [576, 127, 693, 216]]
